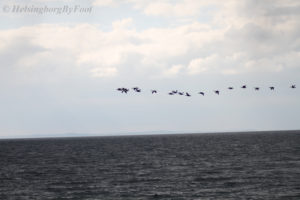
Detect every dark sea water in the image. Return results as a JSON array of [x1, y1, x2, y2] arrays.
[[0, 131, 299, 200]]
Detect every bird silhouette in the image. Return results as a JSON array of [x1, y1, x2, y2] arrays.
[[255, 87, 260, 91], [241, 85, 247, 89], [117, 88, 129, 93], [228, 87, 234, 90], [151, 90, 157, 94], [199, 92, 205, 96], [172, 90, 178, 94], [168, 92, 174, 95], [214, 90, 220, 95], [269, 87, 275, 90], [178, 92, 184, 95], [291, 85, 296, 89], [132, 87, 141, 92], [185, 92, 191, 97]]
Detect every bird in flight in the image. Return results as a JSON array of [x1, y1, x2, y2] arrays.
[[117, 88, 129, 93], [214, 90, 220, 95], [178, 92, 184, 95], [151, 90, 157, 94], [228, 87, 234, 90], [168, 92, 174, 95], [199, 92, 205, 96], [291, 85, 296, 89], [186, 92, 191, 97], [241, 85, 247, 89], [132, 87, 141, 92], [269, 87, 275, 90], [255, 87, 260, 91]]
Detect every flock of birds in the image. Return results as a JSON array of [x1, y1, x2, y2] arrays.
[[116, 85, 296, 97]]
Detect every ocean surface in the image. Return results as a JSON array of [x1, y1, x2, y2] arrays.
[[0, 131, 299, 200]]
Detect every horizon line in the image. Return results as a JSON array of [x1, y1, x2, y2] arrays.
[[1, 129, 300, 140]]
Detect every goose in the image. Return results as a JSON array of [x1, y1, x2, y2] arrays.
[[132, 87, 141, 92], [119, 88, 129, 93]]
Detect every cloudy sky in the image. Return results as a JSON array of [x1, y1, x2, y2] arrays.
[[0, 0, 299, 138]]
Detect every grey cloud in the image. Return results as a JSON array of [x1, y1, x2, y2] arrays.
[[0, 37, 45, 67]]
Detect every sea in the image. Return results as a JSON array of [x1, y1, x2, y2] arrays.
[[0, 131, 299, 200]]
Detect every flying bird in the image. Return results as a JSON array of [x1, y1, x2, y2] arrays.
[[228, 87, 234, 90], [168, 92, 174, 95], [255, 87, 260, 91], [269, 87, 275, 90], [214, 90, 220, 95], [172, 90, 178, 94], [132, 87, 141, 92], [151, 90, 157, 94], [117, 88, 129, 93], [291, 85, 296, 89], [185, 92, 191, 97], [178, 92, 184, 95], [199, 92, 205, 96], [241, 85, 247, 89]]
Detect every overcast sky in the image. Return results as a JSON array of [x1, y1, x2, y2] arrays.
[[0, 0, 299, 138]]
